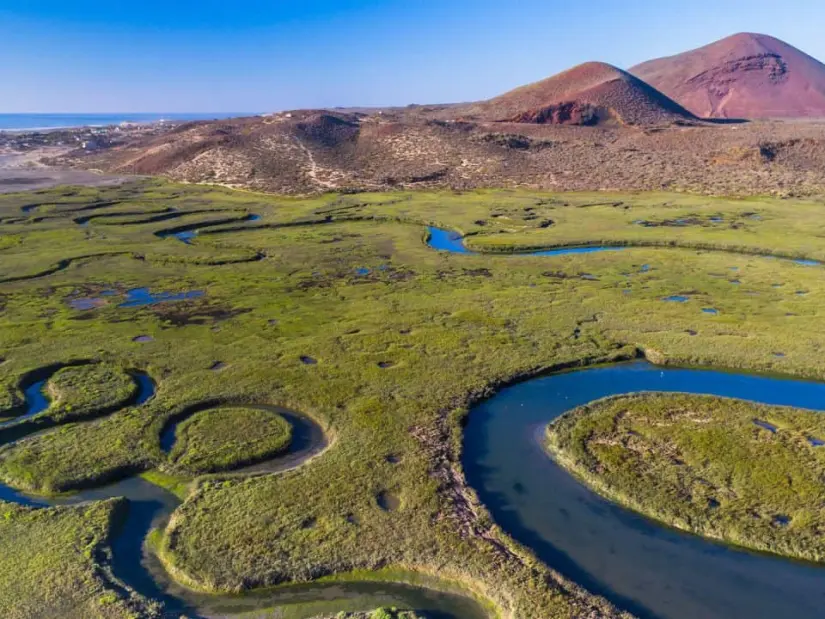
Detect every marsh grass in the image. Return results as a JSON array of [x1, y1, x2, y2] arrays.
[[0, 498, 159, 619], [303, 612, 426, 619], [0, 407, 154, 494], [139, 469, 191, 500], [5, 180, 825, 617], [46, 364, 137, 423], [547, 393, 825, 562], [168, 406, 292, 475], [199, 567, 496, 619]]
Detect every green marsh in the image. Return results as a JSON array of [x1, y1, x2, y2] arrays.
[[4, 180, 825, 617]]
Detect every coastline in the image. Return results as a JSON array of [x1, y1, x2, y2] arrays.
[[0, 113, 256, 134]]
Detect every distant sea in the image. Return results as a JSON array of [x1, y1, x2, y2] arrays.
[[0, 113, 253, 131]]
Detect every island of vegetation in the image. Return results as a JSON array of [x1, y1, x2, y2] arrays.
[[547, 392, 825, 562], [167, 406, 293, 475]]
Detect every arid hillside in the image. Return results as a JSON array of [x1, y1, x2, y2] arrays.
[[59, 108, 825, 197], [451, 61, 696, 126], [631, 33, 825, 119]]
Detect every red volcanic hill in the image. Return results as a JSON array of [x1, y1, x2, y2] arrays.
[[453, 61, 697, 126], [630, 33, 825, 119]]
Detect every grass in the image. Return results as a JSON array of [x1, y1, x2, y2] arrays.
[[139, 470, 191, 500], [168, 406, 292, 474], [46, 364, 138, 423], [0, 498, 159, 618], [207, 567, 496, 619], [0, 387, 20, 418], [368, 611, 424, 619], [5, 180, 825, 616], [321, 610, 427, 619], [0, 407, 153, 494], [546, 393, 825, 563], [458, 194, 825, 261]]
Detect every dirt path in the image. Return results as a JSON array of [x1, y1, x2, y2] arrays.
[[292, 136, 339, 190]]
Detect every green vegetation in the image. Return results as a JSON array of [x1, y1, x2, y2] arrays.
[[0, 408, 153, 494], [306, 612, 425, 619], [0, 498, 158, 618], [547, 393, 825, 562], [168, 406, 292, 474], [46, 364, 137, 423], [139, 470, 191, 500], [0, 387, 21, 419], [367, 609, 425, 619], [221, 567, 496, 619], [6, 180, 825, 616], [457, 193, 825, 261]]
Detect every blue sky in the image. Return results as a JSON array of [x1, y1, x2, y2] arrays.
[[2, 0, 824, 112]]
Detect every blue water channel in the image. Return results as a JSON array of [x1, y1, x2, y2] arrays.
[[464, 361, 825, 619], [427, 226, 625, 257], [119, 288, 204, 308]]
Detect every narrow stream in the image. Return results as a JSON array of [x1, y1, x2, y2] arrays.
[[155, 213, 260, 243], [0, 363, 152, 432], [463, 361, 825, 619], [427, 226, 626, 256], [425, 225, 825, 265]]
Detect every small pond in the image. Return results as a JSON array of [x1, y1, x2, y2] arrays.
[[119, 288, 204, 308]]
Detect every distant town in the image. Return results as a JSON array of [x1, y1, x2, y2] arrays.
[[0, 120, 182, 156]]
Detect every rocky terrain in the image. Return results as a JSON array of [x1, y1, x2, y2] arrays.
[[449, 61, 696, 126], [631, 33, 825, 119]]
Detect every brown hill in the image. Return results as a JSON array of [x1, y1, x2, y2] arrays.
[[452, 62, 697, 126], [296, 112, 360, 147], [60, 108, 825, 197], [630, 33, 825, 119]]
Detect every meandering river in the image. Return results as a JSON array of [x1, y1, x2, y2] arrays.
[[464, 361, 825, 619], [426, 226, 627, 256]]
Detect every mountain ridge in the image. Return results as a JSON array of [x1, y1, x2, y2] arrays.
[[452, 61, 697, 126], [630, 33, 825, 119]]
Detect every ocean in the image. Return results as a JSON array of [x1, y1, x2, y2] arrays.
[[0, 113, 253, 131]]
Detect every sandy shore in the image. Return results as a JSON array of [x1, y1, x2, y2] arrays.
[[0, 147, 136, 193]]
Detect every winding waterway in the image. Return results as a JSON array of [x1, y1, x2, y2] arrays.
[[464, 361, 825, 619], [425, 225, 825, 266], [0, 364, 154, 432], [155, 213, 261, 243], [0, 370, 486, 618], [427, 226, 626, 256]]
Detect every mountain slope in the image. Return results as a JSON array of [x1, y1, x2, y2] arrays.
[[453, 62, 697, 126], [630, 33, 825, 119]]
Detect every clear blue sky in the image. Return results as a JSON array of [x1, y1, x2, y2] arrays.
[[2, 0, 824, 113]]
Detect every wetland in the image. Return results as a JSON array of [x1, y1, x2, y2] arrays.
[[6, 181, 825, 617]]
